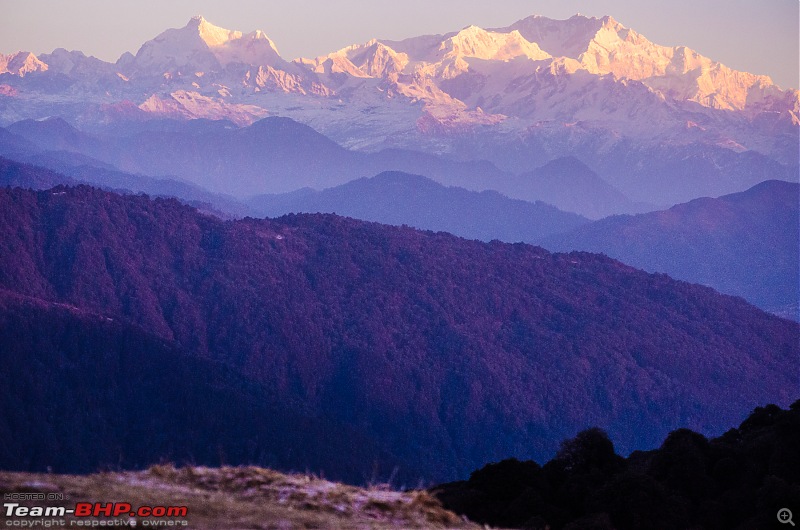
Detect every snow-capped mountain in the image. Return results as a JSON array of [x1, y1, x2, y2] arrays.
[[2, 14, 796, 134], [129, 15, 284, 74], [0, 13, 797, 204], [495, 15, 791, 113], [0, 52, 48, 77]]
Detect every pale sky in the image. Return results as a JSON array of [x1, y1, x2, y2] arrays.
[[1, 0, 797, 89]]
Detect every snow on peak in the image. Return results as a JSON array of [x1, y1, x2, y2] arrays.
[[181, 17, 280, 57], [301, 40, 408, 79], [186, 15, 242, 47], [0, 51, 48, 77], [491, 13, 780, 111], [600, 15, 621, 28], [130, 17, 286, 74], [492, 14, 603, 58], [216, 28, 283, 67], [347, 41, 408, 77], [442, 26, 551, 62]]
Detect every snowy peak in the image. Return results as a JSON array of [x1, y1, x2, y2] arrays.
[[442, 26, 551, 62], [189, 16, 282, 63], [496, 14, 607, 59], [132, 17, 224, 73], [0, 51, 48, 76], [301, 40, 408, 79], [214, 29, 282, 67], [348, 41, 408, 78], [39, 48, 116, 77], [296, 53, 367, 78], [188, 15, 240, 47], [572, 17, 780, 111], [130, 16, 284, 74], [496, 13, 654, 67], [494, 13, 783, 111]]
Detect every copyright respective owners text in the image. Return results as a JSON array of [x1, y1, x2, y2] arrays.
[[2, 498, 189, 527]]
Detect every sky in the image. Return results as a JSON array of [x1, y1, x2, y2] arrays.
[[0, 0, 797, 89]]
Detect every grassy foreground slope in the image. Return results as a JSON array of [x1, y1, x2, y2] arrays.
[[0, 466, 474, 529]]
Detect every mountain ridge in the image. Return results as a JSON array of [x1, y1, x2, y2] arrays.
[[6, 112, 794, 211], [247, 170, 591, 241], [542, 180, 800, 319]]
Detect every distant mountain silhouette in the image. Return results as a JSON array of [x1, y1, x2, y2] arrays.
[[591, 142, 799, 205], [543, 180, 800, 319], [503, 156, 647, 219], [248, 171, 590, 242], [0, 186, 797, 483], [7, 117, 102, 153]]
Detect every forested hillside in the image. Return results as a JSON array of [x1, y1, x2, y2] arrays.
[[0, 186, 797, 482]]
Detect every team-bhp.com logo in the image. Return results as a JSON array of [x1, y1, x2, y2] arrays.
[[4, 502, 188, 527]]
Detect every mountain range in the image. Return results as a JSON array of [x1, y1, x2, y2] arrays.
[[0, 185, 797, 483], [1, 115, 509, 198], [1, 114, 654, 218], [1, 14, 797, 206]]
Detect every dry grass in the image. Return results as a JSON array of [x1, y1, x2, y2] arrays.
[[0, 465, 482, 529]]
